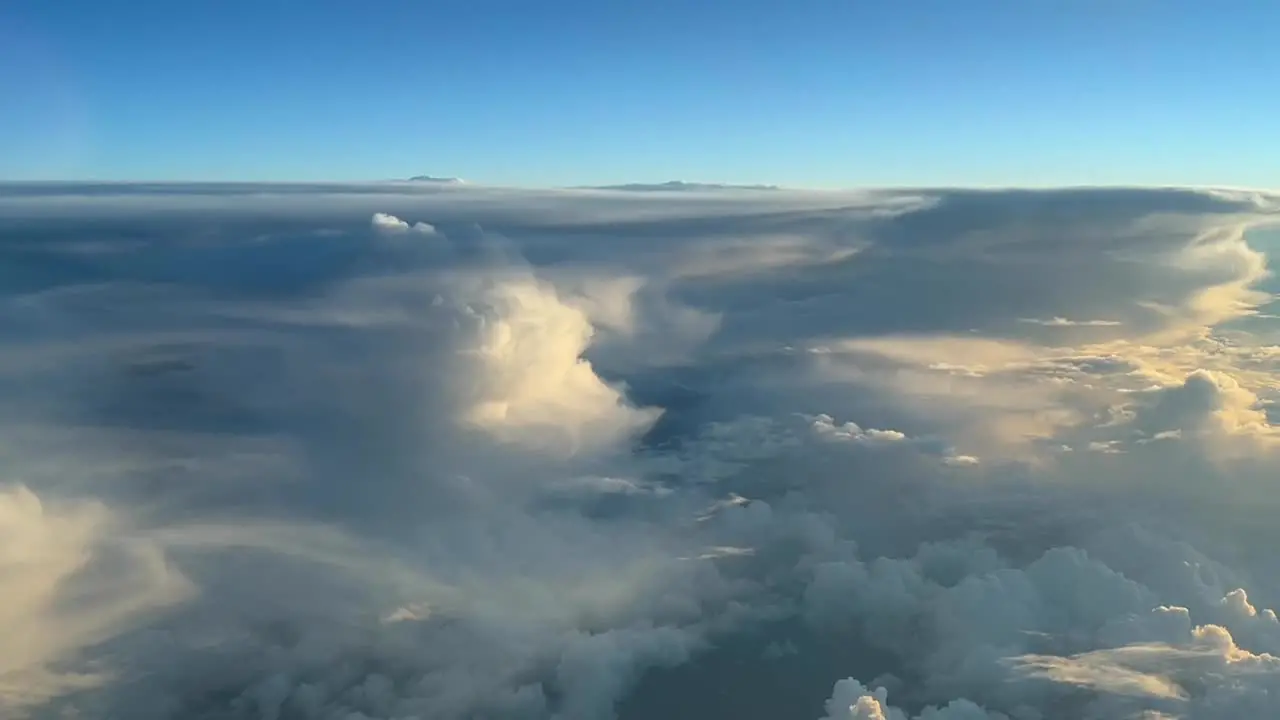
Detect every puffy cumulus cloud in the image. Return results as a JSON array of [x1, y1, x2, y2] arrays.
[[450, 273, 662, 453], [821, 679, 1002, 720], [3, 183, 1280, 719], [1009, 615, 1280, 717], [371, 211, 437, 235], [1121, 369, 1280, 444], [808, 413, 981, 466], [797, 537, 1267, 713]]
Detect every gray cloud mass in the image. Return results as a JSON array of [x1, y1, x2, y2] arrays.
[[0, 183, 1279, 719]]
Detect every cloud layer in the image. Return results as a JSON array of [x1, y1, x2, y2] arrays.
[[0, 182, 1278, 719]]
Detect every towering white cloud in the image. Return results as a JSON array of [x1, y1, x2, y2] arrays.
[[451, 273, 661, 454]]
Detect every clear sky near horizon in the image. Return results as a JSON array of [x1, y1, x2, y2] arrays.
[[2, 0, 1277, 188]]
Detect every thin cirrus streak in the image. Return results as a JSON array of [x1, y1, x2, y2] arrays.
[[0, 182, 1279, 719]]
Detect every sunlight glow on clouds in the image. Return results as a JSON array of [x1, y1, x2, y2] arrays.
[[0, 182, 1278, 719]]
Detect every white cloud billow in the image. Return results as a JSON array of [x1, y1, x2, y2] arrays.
[[821, 679, 1001, 719], [371, 211, 437, 235], [452, 274, 661, 453]]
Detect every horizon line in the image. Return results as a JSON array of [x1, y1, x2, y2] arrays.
[[1, 179, 1277, 195]]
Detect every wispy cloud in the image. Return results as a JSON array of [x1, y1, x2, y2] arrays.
[[1019, 316, 1122, 327]]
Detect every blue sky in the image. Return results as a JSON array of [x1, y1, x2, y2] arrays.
[[2, 0, 1277, 187]]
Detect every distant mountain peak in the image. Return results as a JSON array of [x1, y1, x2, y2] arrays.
[[407, 175, 466, 184]]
